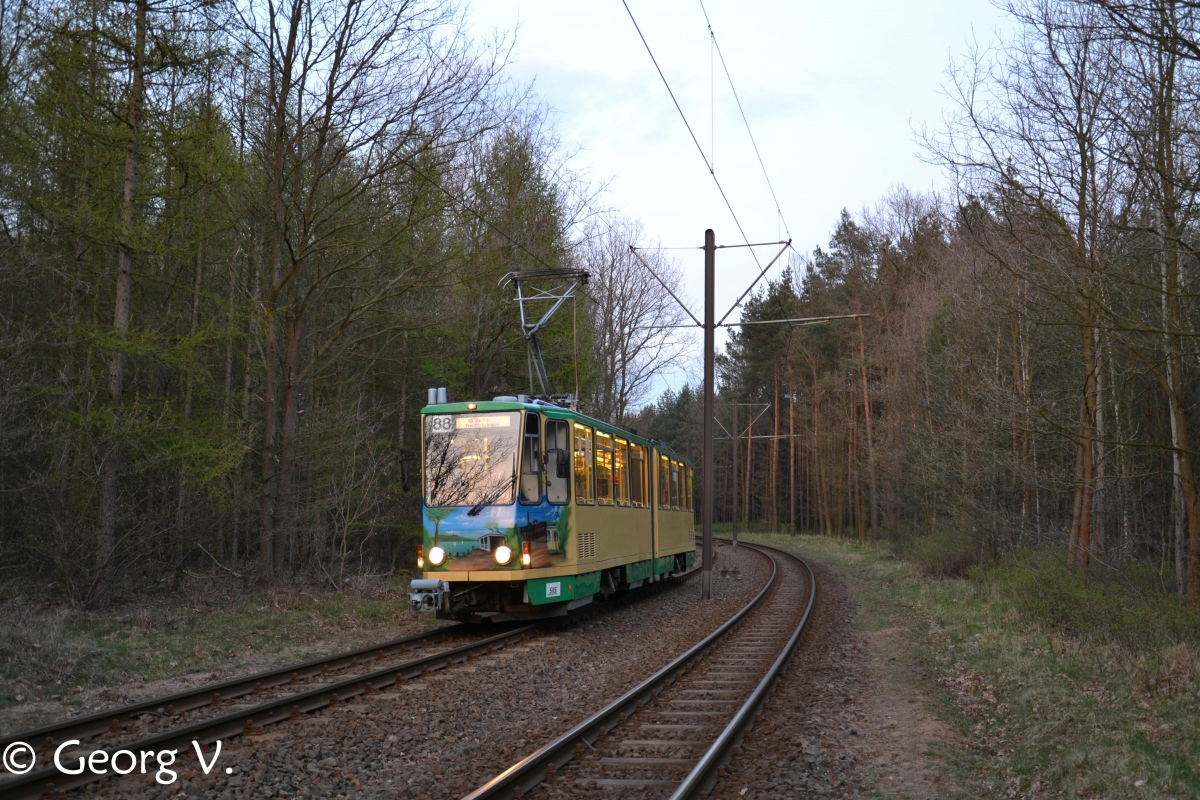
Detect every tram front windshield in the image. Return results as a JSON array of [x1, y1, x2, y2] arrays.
[[424, 412, 520, 508]]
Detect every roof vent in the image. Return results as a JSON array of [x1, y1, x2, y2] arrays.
[[493, 395, 518, 402]]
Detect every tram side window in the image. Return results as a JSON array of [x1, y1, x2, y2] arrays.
[[669, 459, 680, 509], [519, 412, 542, 504], [574, 424, 594, 504], [595, 431, 614, 505], [630, 444, 646, 507], [658, 453, 670, 509], [614, 438, 630, 506], [545, 419, 570, 505], [686, 465, 694, 512]]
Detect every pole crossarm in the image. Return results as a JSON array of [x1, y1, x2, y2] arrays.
[[635, 313, 870, 331], [731, 402, 771, 436], [717, 240, 791, 327], [629, 246, 703, 327], [740, 313, 870, 328], [716, 240, 791, 249], [717, 434, 805, 441]]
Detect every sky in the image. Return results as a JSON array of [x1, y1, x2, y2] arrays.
[[465, 0, 1014, 393]]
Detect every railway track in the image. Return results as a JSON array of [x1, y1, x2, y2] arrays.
[[0, 561, 701, 799], [1, 622, 477, 752], [462, 542, 816, 800], [0, 621, 542, 799]]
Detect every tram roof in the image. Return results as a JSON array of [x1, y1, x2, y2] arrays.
[[420, 399, 693, 466]]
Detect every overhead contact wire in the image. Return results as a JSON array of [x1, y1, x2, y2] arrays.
[[698, 0, 792, 240], [620, 0, 763, 270]]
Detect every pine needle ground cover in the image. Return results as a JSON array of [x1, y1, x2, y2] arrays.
[[747, 533, 1200, 799]]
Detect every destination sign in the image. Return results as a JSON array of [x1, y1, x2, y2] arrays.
[[455, 415, 512, 429]]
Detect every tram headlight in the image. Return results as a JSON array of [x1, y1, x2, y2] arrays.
[[417, 544, 424, 569], [494, 544, 513, 565], [428, 546, 446, 566], [521, 541, 531, 567]]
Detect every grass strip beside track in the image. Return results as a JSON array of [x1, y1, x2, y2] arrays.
[[0, 580, 434, 718], [747, 533, 1200, 800]]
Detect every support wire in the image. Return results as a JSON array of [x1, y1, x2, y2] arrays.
[[620, 0, 763, 271]]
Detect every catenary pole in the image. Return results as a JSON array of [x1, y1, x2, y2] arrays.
[[627, 233, 846, 599], [702, 229, 716, 600], [731, 402, 738, 552]]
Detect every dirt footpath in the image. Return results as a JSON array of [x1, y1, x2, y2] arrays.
[[712, 556, 976, 799]]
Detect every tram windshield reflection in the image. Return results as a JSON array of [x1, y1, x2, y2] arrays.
[[424, 412, 520, 508]]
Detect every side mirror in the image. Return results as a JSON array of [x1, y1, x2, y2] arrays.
[[546, 449, 568, 479]]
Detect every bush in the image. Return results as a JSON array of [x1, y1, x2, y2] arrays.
[[901, 528, 983, 578], [981, 549, 1200, 651]]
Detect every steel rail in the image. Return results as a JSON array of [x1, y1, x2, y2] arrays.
[[0, 559, 703, 798], [3, 556, 703, 759], [460, 545, 780, 800], [0, 623, 469, 753], [670, 544, 817, 799], [0, 624, 539, 799]]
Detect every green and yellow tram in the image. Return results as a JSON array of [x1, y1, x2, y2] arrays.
[[408, 393, 696, 621]]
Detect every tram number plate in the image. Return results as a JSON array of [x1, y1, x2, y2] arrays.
[[545, 582, 561, 598], [427, 415, 454, 433]]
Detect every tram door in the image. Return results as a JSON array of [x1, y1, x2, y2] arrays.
[[544, 419, 570, 554]]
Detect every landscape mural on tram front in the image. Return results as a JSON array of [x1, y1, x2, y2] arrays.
[[423, 500, 572, 571]]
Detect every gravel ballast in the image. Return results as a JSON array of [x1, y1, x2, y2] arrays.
[[708, 552, 970, 800], [81, 545, 768, 799]]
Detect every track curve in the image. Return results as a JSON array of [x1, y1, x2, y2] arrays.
[[461, 541, 816, 799], [0, 558, 703, 798]]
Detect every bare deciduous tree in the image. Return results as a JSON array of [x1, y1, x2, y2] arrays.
[[583, 218, 692, 426]]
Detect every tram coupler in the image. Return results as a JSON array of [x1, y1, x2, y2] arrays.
[[408, 579, 449, 612]]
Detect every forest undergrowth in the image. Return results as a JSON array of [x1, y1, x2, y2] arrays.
[[749, 532, 1200, 799]]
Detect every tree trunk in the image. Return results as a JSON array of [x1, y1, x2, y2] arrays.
[[744, 410, 754, 533], [224, 247, 238, 427], [771, 360, 779, 532], [94, 0, 147, 608], [1076, 326, 1097, 572], [857, 317, 878, 538], [258, 232, 281, 587], [1162, 246, 1200, 601], [788, 369, 795, 535], [724, 402, 734, 534], [274, 313, 304, 573], [258, 6, 302, 588], [175, 190, 207, 578], [1092, 326, 1107, 559]]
